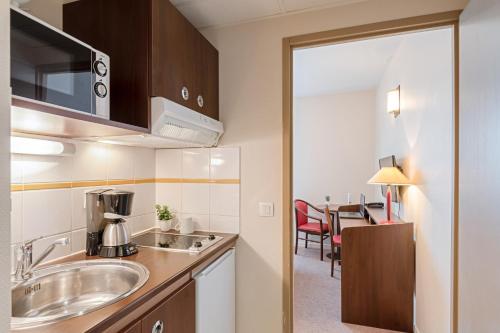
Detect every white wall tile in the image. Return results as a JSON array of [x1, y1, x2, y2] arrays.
[[156, 183, 182, 213], [71, 187, 87, 230], [72, 142, 108, 181], [129, 214, 155, 235], [71, 187, 106, 230], [112, 184, 135, 193], [23, 189, 72, 240], [156, 149, 182, 178], [155, 147, 241, 234], [11, 144, 240, 270], [182, 183, 209, 214], [210, 147, 240, 179], [210, 184, 240, 217], [132, 183, 155, 216], [107, 145, 135, 180], [133, 148, 156, 179], [11, 192, 23, 244], [126, 216, 140, 236], [180, 213, 209, 231], [210, 215, 239, 234], [11, 154, 23, 183], [182, 149, 210, 179], [32, 232, 72, 264], [71, 228, 86, 253], [11, 244, 19, 274], [22, 154, 73, 183], [139, 213, 156, 232]]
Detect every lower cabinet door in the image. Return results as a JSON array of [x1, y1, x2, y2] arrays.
[[142, 280, 196, 333]]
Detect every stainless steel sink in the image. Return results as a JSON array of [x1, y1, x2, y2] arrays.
[[11, 259, 149, 330]]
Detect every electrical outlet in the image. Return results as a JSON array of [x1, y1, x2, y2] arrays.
[[259, 202, 274, 217]]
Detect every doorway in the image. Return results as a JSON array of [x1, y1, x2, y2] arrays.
[[282, 12, 460, 333]]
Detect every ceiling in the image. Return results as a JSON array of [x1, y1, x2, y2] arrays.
[[293, 34, 406, 98], [57, 0, 370, 30], [171, 0, 369, 29]]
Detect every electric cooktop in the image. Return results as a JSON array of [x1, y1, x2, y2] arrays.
[[132, 232, 222, 253]]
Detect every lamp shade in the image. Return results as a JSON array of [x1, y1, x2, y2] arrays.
[[368, 167, 411, 185]]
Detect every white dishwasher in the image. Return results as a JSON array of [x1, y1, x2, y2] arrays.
[[195, 248, 235, 333]]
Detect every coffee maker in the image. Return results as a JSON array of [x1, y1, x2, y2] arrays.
[[85, 189, 138, 257]]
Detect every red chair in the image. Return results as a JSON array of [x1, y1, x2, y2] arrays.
[[324, 206, 341, 277], [294, 199, 330, 261]]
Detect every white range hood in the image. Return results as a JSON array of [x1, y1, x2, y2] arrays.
[[94, 97, 224, 148]]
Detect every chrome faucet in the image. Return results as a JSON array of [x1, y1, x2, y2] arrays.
[[13, 237, 70, 281]]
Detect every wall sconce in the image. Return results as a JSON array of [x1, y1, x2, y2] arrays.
[[387, 85, 400, 118], [11, 135, 76, 156]]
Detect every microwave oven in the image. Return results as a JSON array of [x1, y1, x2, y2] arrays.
[[10, 7, 110, 119]]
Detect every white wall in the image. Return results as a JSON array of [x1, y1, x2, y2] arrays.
[[202, 0, 467, 331], [0, 0, 11, 330], [374, 29, 454, 333], [459, 1, 500, 332], [293, 90, 376, 205]]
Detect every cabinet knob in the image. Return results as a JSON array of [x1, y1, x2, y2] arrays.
[[197, 95, 204, 108], [152, 320, 164, 333], [181, 86, 189, 101]]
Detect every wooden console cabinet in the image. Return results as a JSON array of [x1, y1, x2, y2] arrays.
[[63, 0, 219, 130], [340, 208, 415, 333]]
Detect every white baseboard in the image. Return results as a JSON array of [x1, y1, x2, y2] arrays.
[[415, 325, 422, 333]]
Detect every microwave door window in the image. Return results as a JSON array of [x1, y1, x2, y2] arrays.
[[10, 10, 93, 114], [35, 61, 92, 113]]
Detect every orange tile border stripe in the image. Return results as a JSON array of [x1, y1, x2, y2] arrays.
[[23, 182, 73, 191], [72, 180, 106, 188], [134, 178, 156, 184], [11, 178, 239, 191], [155, 178, 185, 184], [208, 179, 240, 184], [11, 184, 24, 192], [156, 178, 240, 184]]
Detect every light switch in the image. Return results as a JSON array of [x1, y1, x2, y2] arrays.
[[259, 202, 274, 217]]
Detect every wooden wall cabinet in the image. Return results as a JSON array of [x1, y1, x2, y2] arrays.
[[63, 0, 219, 131], [120, 280, 195, 333]]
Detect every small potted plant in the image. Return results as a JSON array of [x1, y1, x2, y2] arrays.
[[155, 204, 175, 232]]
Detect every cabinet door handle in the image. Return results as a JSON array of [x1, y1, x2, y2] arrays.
[[152, 319, 164, 333], [181, 86, 189, 101], [197, 95, 204, 108]]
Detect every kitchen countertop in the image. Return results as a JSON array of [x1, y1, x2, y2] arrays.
[[14, 230, 238, 333]]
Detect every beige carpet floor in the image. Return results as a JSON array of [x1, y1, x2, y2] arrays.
[[293, 243, 404, 333]]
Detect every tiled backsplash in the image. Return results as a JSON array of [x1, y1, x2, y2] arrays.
[[156, 148, 240, 234], [10, 140, 240, 271], [10, 140, 157, 271]]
